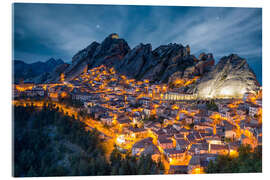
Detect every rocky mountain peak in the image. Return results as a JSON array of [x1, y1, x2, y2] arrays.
[[152, 43, 192, 63], [190, 54, 259, 98], [45, 58, 56, 67], [153, 43, 182, 57], [114, 43, 154, 79], [59, 34, 130, 81], [214, 54, 251, 74], [92, 33, 130, 60], [56, 59, 64, 64], [220, 54, 247, 66], [198, 52, 213, 61], [45, 58, 64, 67], [108, 33, 119, 39], [36, 33, 260, 99], [46, 58, 56, 63], [135, 43, 152, 53], [72, 41, 100, 64]]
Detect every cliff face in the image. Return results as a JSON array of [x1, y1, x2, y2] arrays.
[[62, 33, 130, 81], [89, 33, 130, 68], [29, 33, 260, 99], [115, 43, 202, 83], [114, 43, 154, 80], [54, 33, 210, 83], [140, 44, 197, 83], [63, 41, 100, 81], [189, 54, 260, 98]]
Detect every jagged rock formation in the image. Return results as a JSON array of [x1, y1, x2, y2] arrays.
[[168, 52, 215, 85], [135, 43, 198, 82], [21, 33, 260, 99], [114, 43, 154, 80], [48, 33, 209, 83], [63, 33, 130, 81], [195, 53, 215, 75], [188, 54, 260, 98], [115, 43, 201, 82], [89, 33, 130, 67], [63, 41, 100, 81]]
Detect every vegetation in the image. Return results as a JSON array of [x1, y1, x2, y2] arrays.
[[221, 74, 227, 81], [206, 101, 218, 111], [188, 122, 195, 129], [60, 96, 84, 108], [206, 145, 262, 173], [13, 103, 163, 177], [110, 147, 164, 175], [142, 115, 164, 124]]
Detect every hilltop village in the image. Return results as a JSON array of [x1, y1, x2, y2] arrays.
[[13, 65, 262, 174]]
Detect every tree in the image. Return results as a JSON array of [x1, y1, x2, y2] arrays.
[[26, 166, 37, 177], [206, 145, 262, 173], [13, 103, 165, 177], [206, 103, 218, 111]]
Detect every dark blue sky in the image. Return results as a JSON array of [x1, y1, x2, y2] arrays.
[[13, 3, 262, 84]]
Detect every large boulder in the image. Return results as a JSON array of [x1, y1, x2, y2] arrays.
[[115, 43, 155, 79], [195, 53, 215, 75], [141, 44, 197, 82], [62, 33, 130, 81], [190, 54, 260, 99], [64, 41, 100, 81], [89, 33, 130, 68]]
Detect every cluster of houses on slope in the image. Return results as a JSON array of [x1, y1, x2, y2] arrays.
[[13, 70, 262, 174]]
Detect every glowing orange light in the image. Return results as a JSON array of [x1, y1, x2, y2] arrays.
[[172, 104, 179, 110], [191, 167, 204, 174]]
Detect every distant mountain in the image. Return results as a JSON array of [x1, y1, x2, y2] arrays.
[[30, 63, 70, 84], [13, 58, 65, 83]]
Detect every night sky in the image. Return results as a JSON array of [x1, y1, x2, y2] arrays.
[[13, 3, 262, 84]]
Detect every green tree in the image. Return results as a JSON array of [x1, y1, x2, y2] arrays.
[[206, 145, 262, 173]]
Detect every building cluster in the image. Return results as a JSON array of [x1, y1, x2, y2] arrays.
[[13, 65, 262, 174]]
